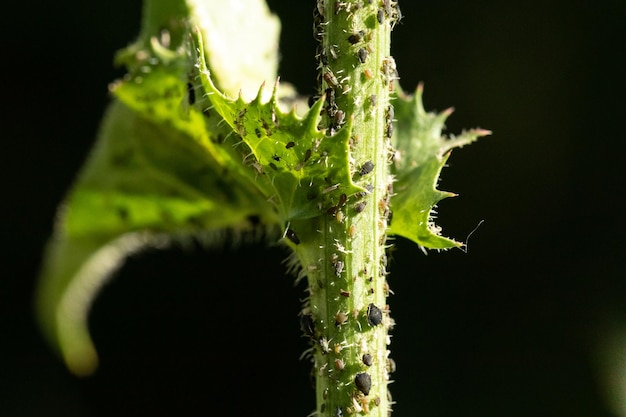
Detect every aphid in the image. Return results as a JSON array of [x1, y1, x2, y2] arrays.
[[386, 121, 394, 138], [319, 336, 330, 353], [285, 141, 296, 149], [348, 224, 357, 238], [359, 160, 375, 176], [335, 210, 344, 223], [377, 8, 385, 24], [262, 119, 274, 136], [362, 353, 373, 366], [323, 183, 340, 194], [300, 314, 315, 337], [326, 204, 339, 216], [186, 82, 195, 105], [386, 357, 397, 374], [394, 4, 403, 26], [254, 128, 262, 138], [357, 48, 368, 64], [386, 104, 395, 121], [251, 161, 264, 175], [369, 94, 377, 107], [335, 311, 348, 325], [335, 358, 345, 370], [334, 260, 344, 277], [383, 0, 392, 15], [320, 50, 329, 66], [333, 110, 345, 127], [366, 303, 383, 326], [363, 68, 374, 80], [323, 69, 340, 89], [361, 353, 374, 366], [340, 289, 351, 297], [286, 228, 301, 245], [316, 0, 324, 16], [272, 154, 281, 162], [354, 201, 367, 213], [329, 44, 338, 60], [355, 372, 372, 395], [348, 30, 364, 44], [325, 87, 336, 107], [269, 162, 278, 170], [304, 148, 312, 162]]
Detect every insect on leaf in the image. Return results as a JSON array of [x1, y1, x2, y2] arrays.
[[192, 29, 364, 225]]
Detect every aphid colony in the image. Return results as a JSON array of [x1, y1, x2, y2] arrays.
[[297, 2, 402, 416]]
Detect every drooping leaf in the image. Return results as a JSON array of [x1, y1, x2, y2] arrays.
[[36, 96, 278, 376], [388, 84, 490, 249], [35, 0, 287, 376]]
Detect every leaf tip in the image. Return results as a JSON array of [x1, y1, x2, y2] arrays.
[[63, 343, 99, 377]]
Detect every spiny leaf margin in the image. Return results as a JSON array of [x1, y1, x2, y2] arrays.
[[388, 83, 491, 250], [192, 28, 364, 229]]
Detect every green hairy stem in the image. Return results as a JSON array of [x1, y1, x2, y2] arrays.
[[288, 1, 400, 416], [34, 0, 487, 415]]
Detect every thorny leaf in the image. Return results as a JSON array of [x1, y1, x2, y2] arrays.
[[388, 84, 490, 249]]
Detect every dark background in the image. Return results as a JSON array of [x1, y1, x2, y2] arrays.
[[2, 1, 625, 416]]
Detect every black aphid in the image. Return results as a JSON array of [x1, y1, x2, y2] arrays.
[[320, 50, 329, 66], [359, 160, 375, 176], [286, 141, 296, 149], [286, 228, 300, 245], [358, 48, 368, 64], [355, 372, 372, 395], [366, 303, 383, 326], [354, 201, 367, 213], [362, 353, 373, 367], [348, 31, 364, 44]]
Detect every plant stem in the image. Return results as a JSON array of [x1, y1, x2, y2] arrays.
[[291, 1, 400, 416]]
